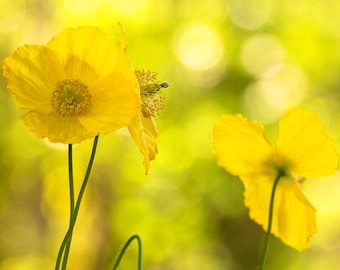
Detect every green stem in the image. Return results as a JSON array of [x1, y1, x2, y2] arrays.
[[55, 135, 99, 270], [55, 144, 75, 270], [62, 144, 75, 268], [68, 144, 75, 219], [112, 234, 143, 270], [259, 172, 283, 270]]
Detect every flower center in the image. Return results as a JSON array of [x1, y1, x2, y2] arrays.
[[135, 70, 168, 118], [263, 150, 292, 177], [52, 79, 91, 117]]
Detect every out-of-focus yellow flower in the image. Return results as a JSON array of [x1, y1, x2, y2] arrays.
[[128, 70, 168, 174], [3, 25, 140, 144], [213, 108, 338, 251]]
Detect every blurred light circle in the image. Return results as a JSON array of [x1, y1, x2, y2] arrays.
[[228, 0, 271, 30], [62, 0, 107, 12], [106, 0, 148, 15], [244, 63, 308, 123], [174, 23, 224, 71], [0, 0, 26, 32], [240, 34, 285, 77]]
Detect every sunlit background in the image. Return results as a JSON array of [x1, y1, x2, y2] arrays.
[[1, 0, 340, 269]]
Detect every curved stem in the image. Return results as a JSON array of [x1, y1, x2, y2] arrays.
[[112, 234, 142, 270], [55, 135, 99, 270], [259, 172, 283, 270]]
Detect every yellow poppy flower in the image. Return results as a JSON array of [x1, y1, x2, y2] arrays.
[[128, 70, 168, 174], [213, 108, 338, 251], [2, 25, 140, 144]]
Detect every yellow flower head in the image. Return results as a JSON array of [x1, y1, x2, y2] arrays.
[[128, 70, 168, 174], [213, 108, 338, 251], [2, 25, 140, 144]]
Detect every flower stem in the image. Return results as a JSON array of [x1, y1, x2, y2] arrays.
[[259, 172, 283, 270], [62, 144, 75, 268], [112, 234, 143, 270], [55, 135, 99, 270], [55, 144, 75, 270], [67, 144, 75, 217]]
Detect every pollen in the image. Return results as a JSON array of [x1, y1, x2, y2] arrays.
[[135, 70, 168, 118], [52, 79, 91, 117]]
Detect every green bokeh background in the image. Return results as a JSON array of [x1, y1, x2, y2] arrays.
[[1, 0, 340, 269]]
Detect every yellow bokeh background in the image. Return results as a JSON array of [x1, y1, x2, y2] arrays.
[[1, 0, 340, 269]]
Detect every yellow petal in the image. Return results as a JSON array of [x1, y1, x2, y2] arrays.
[[128, 114, 158, 175], [241, 174, 317, 251], [78, 70, 140, 134], [117, 23, 133, 77], [116, 23, 141, 97], [276, 108, 338, 177], [46, 26, 123, 85], [140, 116, 158, 161], [213, 114, 275, 176], [22, 111, 94, 144], [2, 45, 64, 112], [4, 25, 141, 144]]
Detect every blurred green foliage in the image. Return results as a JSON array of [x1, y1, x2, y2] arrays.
[[1, 0, 340, 269]]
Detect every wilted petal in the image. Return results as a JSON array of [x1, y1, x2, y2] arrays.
[[128, 114, 158, 174]]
